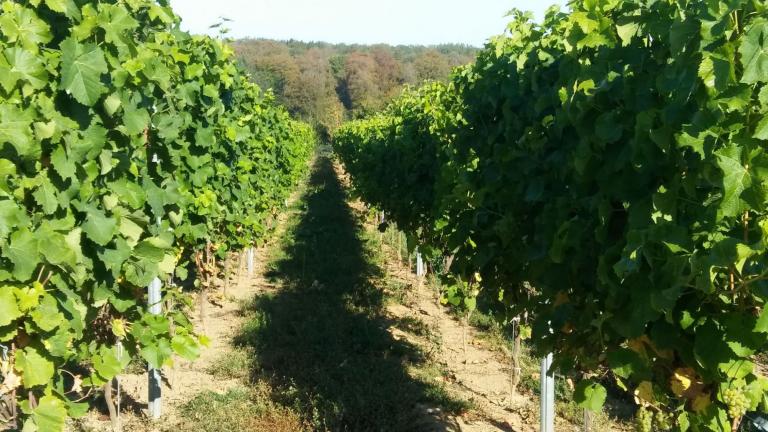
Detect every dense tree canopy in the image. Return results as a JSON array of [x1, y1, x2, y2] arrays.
[[232, 39, 477, 136]]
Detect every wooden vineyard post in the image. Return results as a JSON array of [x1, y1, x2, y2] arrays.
[[147, 277, 162, 420], [540, 353, 555, 432]]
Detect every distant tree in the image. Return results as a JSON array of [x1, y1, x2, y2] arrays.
[[233, 40, 300, 105], [341, 52, 383, 117], [289, 49, 344, 133], [413, 49, 452, 82], [371, 47, 403, 99]]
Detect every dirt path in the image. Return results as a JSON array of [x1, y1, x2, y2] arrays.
[[78, 153, 554, 432], [336, 160, 543, 432], [382, 279, 537, 432]]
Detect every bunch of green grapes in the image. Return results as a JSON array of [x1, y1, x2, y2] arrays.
[[723, 387, 750, 420], [653, 411, 673, 431], [635, 407, 653, 432]]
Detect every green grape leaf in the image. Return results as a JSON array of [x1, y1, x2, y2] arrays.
[[81, 210, 117, 246], [0, 4, 52, 52], [33, 175, 59, 215], [44, 325, 74, 358], [754, 115, 768, 140], [44, 0, 69, 13], [740, 19, 768, 84], [68, 124, 107, 163], [694, 321, 734, 372], [755, 308, 768, 333], [99, 4, 139, 45], [171, 333, 200, 360], [574, 380, 607, 412], [716, 144, 750, 218], [595, 112, 621, 144], [719, 359, 753, 379], [50, 147, 76, 180], [3, 47, 48, 90], [60, 37, 108, 106], [699, 52, 735, 93], [15, 346, 54, 388], [39, 231, 78, 269], [0, 287, 22, 326], [30, 294, 65, 332], [140, 338, 173, 369], [6, 228, 40, 281], [103, 94, 122, 117], [32, 396, 67, 432], [0, 200, 29, 240], [110, 179, 146, 209], [0, 104, 36, 160], [123, 104, 150, 136], [133, 237, 170, 261], [607, 348, 649, 380], [14, 282, 44, 312], [93, 345, 128, 380]]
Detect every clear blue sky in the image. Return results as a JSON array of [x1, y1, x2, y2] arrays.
[[168, 0, 563, 46]]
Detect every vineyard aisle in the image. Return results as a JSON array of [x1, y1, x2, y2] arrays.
[[80, 149, 580, 432]]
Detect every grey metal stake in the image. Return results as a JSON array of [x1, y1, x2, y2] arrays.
[[416, 248, 424, 277], [540, 352, 555, 432], [147, 277, 162, 420], [247, 247, 255, 276]]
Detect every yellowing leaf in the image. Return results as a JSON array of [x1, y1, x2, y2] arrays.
[[671, 368, 695, 397], [634, 381, 654, 404], [692, 392, 712, 413]]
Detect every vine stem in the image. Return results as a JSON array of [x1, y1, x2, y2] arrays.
[[729, 267, 736, 301], [740, 211, 750, 297], [103, 382, 118, 432], [235, 250, 245, 290], [732, 415, 742, 432], [509, 318, 522, 400], [223, 252, 231, 297], [743, 210, 749, 243], [195, 250, 207, 330]]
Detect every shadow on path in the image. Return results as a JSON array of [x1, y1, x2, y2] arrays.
[[236, 153, 468, 431]]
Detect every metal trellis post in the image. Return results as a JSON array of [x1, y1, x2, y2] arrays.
[[147, 277, 162, 420], [247, 247, 255, 276], [540, 352, 555, 432]]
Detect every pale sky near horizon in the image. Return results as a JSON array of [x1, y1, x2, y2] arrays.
[[168, 0, 563, 47]]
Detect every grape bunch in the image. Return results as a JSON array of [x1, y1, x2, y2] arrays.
[[635, 407, 653, 432], [723, 387, 750, 420], [653, 411, 673, 431]]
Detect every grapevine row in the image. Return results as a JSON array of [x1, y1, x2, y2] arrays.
[[334, 1, 768, 430], [0, 0, 314, 430]]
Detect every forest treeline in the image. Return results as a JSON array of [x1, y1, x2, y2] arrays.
[[232, 39, 477, 137]]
